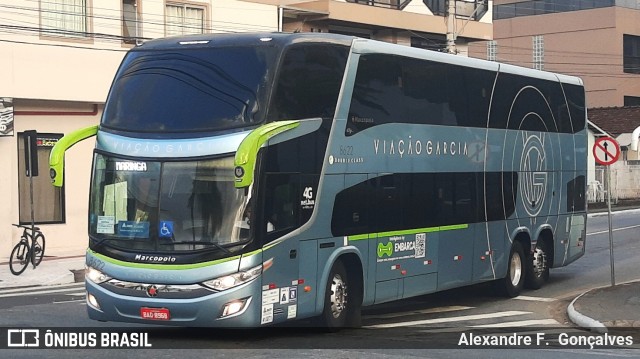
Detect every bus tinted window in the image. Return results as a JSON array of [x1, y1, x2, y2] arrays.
[[331, 172, 518, 237], [489, 73, 582, 133], [268, 44, 349, 122], [102, 47, 276, 133], [567, 175, 586, 212], [563, 83, 586, 133], [347, 54, 585, 135], [347, 54, 495, 135], [484, 172, 518, 222]]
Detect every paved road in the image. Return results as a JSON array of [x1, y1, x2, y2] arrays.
[[0, 210, 638, 357]]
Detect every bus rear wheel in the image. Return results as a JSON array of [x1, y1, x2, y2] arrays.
[[497, 241, 525, 298], [525, 240, 549, 289], [320, 260, 350, 330]]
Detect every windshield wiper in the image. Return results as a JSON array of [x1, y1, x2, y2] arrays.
[[158, 241, 231, 254]]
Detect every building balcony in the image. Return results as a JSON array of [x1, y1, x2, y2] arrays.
[[253, 0, 493, 41]]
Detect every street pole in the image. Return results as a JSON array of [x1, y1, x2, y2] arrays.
[[446, 0, 456, 54], [26, 133, 36, 245], [606, 165, 615, 286]]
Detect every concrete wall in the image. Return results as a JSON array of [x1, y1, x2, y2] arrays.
[[0, 101, 99, 258], [593, 165, 640, 202]]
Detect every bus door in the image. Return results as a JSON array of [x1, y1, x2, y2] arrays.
[[371, 172, 404, 303], [258, 172, 301, 325], [435, 173, 474, 290], [368, 173, 443, 303]]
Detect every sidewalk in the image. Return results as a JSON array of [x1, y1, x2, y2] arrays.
[[0, 255, 85, 289], [568, 280, 640, 333]]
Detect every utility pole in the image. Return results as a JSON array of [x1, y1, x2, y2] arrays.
[[446, 0, 457, 54]]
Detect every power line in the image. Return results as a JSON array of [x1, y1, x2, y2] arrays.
[[0, 1, 277, 38], [1, 0, 640, 78], [0, 37, 129, 52]]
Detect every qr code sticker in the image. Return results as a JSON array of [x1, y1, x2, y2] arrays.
[[415, 233, 426, 258]]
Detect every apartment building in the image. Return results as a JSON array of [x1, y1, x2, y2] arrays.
[[469, 0, 640, 108], [0, 1, 493, 257]]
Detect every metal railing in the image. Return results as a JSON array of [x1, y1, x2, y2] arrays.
[[347, 0, 413, 11]]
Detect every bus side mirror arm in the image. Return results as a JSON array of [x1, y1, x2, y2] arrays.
[[234, 120, 301, 188], [233, 118, 322, 189], [49, 125, 99, 187]]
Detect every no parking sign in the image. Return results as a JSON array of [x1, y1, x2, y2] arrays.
[[593, 136, 620, 286]]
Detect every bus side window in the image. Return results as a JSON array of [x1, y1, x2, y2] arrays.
[[263, 173, 299, 242], [330, 178, 372, 237]]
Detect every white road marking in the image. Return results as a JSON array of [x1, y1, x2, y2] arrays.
[[0, 284, 85, 298], [64, 292, 87, 297], [587, 208, 640, 218], [364, 306, 473, 320], [0, 282, 83, 294], [54, 299, 85, 304], [587, 224, 640, 236], [364, 311, 531, 329], [513, 295, 556, 302], [470, 318, 559, 328]]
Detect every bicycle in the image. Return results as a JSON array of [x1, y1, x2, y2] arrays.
[[9, 224, 46, 276]]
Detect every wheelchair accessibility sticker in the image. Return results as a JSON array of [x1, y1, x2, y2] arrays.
[[159, 221, 174, 238]]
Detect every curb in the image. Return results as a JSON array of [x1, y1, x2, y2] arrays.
[[567, 278, 640, 333], [567, 291, 608, 334]]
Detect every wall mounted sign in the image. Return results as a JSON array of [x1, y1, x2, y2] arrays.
[[0, 98, 13, 136]]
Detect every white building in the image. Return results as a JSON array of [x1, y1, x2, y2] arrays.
[[0, 0, 492, 258]]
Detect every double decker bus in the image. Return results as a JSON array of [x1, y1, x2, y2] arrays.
[[50, 32, 587, 328]]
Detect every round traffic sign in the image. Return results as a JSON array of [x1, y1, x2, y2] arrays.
[[593, 136, 620, 166]]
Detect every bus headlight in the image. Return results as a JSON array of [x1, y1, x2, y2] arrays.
[[86, 266, 112, 284], [202, 264, 262, 291]]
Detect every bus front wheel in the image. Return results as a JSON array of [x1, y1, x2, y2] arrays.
[[320, 260, 351, 329], [497, 241, 525, 298]]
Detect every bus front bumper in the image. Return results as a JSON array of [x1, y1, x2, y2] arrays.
[[85, 279, 262, 327]]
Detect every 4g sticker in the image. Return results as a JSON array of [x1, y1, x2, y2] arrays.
[[301, 186, 315, 209]]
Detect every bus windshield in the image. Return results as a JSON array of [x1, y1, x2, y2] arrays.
[[101, 46, 276, 133], [88, 153, 252, 256]]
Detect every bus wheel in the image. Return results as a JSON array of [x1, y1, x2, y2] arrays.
[[497, 241, 525, 298], [320, 260, 349, 329], [525, 240, 549, 290]]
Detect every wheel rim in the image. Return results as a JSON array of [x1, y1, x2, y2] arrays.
[[510, 251, 522, 286], [531, 247, 547, 278], [329, 273, 348, 319], [10, 243, 30, 274]]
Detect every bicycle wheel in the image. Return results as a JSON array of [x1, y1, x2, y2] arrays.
[[9, 241, 30, 275], [32, 233, 46, 267]]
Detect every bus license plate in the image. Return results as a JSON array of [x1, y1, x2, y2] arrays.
[[140, 307, 170, 321]]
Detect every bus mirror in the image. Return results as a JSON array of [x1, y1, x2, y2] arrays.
[[234, 121, 300, 188], [49, 125, 99, 187]]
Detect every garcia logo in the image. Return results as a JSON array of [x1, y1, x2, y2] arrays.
[[520, 133, 548, 216]]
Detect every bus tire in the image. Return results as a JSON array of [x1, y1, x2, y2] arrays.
[[497, 241, 525, 298], [525, 239, 549, 290], [320, 260, 350, 330]]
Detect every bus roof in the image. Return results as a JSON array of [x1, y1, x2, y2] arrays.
[[134, 32, 583, 86], [350, 37, 583, 86], [134, 32, 356, 51]]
